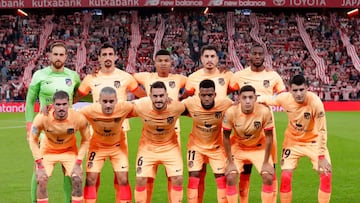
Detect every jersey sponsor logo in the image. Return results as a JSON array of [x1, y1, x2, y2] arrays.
[[304, 112, 311, 119], [67, 128, 74, 134], [204, 121, 212, 128], [263, 80, 270, 88], [169, 81, 175, 88], [114, 80, 121, 88], [56, 137, 65, 143], [254, 121, 261, 129], [218, 78, 225, 86], [65, 78, 72, 86], [167, 116, 174, 124], [215, 111, 222, 119], [87, 161, 93, 169]]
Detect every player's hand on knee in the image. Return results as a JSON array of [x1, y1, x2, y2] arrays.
[[225, 162, 238, 176], [36, 168, 48, 183], [71, 163, 83, 180], [318, 157, 332, 175]]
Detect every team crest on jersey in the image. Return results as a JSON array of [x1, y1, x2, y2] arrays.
[[114, 117, 121, 123], [65, 78, 72, 86], [114, 81, 121, 88], [215, 111, 222, 119], [67, 128, 74, 134], [188, 161, 194, 168], [263, 80, 270, 88], [167, 116, 174, 124], [169, 81, 175, 88], [136, 167, 142, 174], [218, 78, 225, 86], [254, 121, 261, 129], [304, 112, 311, 120]]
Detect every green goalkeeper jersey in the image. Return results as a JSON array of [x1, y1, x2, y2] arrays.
[[25, 66, 81, 122]]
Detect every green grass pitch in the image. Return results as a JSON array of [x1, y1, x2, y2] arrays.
[[0, 111, 359, 202]]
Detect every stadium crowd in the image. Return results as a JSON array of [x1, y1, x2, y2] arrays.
[[0, 9, 359, 102]]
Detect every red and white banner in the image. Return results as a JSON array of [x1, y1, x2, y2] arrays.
[[0, 0, 359, 8]]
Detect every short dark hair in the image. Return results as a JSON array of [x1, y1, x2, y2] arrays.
[[239, 85, 256, 95], [200, 44, 218, 56], [53, 90, 69, 102], [150, 81, 167, 92], [100, 86, 117, 96], [98, 43, 116, 56], [199, 79, 215, 89], [155, 49, 171, 57], [290, 74, 306, 86], [250, 44, 264, 52], [50, 41, 67, 54]]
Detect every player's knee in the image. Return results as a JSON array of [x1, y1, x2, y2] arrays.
[[226, 173, 238, 186], [189, 171, 200, 178], [71, 176, 83, 196], [241, 164, 253, 174], [37, 175, 48, 188], [170, 175, 183, 186], [136, 177, 147, 186], [85, 174, 98, 186], [117, 174, 129, 185], [261, 173, 273, 185], [280, 170, 293, 193]]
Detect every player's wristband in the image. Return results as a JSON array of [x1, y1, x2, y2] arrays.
[[35, 158, 42, 164], [318, 155, 325, 160], [76, 159, 82, 165]]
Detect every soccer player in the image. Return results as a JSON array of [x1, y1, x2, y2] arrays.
[[182, 44, 233, 202], [229, 44, 286, 203], [28, 91, 90, 203], [182, 79, 233, 203], [222, 85, 275, 203], [75, 42, 146, 200], [25, 41, 81, 203], [258, 75, 332, 203], [81, 87, 133, 203], [132, 81, 185, 203], [133, 49, 187, 202]]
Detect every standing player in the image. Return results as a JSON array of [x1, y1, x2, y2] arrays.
[[229, 44, 286, 203], [81, 87, 134, 203], [133, 49, 187, 202], [222, 85, 275, 203], [183, 79, 233, 203], [132, 81, 185, 203], [25, 41, 81, 203], [28, 91, 90, 203], [258, 75, 332, 203], [75, 43, 146, 199], [182, 44, 233, 202]]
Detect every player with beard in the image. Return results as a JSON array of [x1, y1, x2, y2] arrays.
[[76, 43, 146, 202], [182, 79, 233, 203], [229, 44, 286, 203], [181, 45, 233, 202], [28, 91, 90, 203], [131, 81, 185, 203], [133, 49, 187, 202], [81, 87, 134, 203], [25, 41, 81, 203]]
